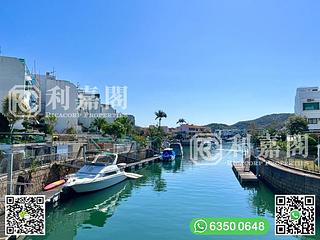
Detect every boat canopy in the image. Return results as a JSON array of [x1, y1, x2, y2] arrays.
[[92, 152, 118, 165]]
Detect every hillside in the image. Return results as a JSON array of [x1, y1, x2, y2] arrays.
[[206, 113, 294, 131]]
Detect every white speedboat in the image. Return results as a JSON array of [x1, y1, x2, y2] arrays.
[[64, 152, 127, 193]]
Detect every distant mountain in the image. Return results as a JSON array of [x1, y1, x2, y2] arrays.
[[205, 123, 229, 130], [206, 113, 294, 131]]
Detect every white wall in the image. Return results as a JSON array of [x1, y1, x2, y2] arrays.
[[0, 56, 25, 113], [41, 75, 78, 133], [295, 87, 320, 131]]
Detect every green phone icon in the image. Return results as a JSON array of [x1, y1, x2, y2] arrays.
[[290, 209, 301, 221]]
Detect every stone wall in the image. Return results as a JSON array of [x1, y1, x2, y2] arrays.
[[256, 157, 320, 207], [0, 164, 76, 214]]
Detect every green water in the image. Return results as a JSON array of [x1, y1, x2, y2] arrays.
[[29, 145, 318, 240]]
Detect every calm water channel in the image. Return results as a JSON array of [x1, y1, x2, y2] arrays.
[[29, 144, 319, 240]]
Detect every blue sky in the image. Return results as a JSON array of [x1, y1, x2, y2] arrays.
[[1, 0, 320, 127]]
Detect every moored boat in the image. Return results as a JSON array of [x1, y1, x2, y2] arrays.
[[64, 152, 127, 193], [160, 148, 176, 161], [169, 142, 183, 157]]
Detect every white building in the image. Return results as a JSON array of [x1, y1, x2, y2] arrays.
[[100, 104, 117, 123], [295, 87, 320, 131], [0, 56, 41, 129], [176, 124, 211, 139], [0, 55, 129, 134], [0, 56, 26, 113], [78, 89, 100, 130], [39, 73, 78, 133], [78, 89, 118, 130]]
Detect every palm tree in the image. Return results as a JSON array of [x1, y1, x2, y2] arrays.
[[176, 118, 187, 140], [176, 118, 187, 125], [92, 117, 107, 132], [155, 110, 167, 128]]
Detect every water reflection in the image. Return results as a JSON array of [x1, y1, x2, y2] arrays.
[[29, 181, 132, 240], [28, 145, 320, 240], [29, 162, 169, 240], [161, 157, 182, 173], [247, 183, 275, 216]]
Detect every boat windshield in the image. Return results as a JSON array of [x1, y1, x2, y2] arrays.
[[163, 150, 173, 154], [92, 154, 117, 165]]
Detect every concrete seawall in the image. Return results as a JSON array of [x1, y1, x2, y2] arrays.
[[0, 164, 76, 215], [255, 157, 320, 207]]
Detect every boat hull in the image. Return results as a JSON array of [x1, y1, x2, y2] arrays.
[[70, 174, 127, 193]]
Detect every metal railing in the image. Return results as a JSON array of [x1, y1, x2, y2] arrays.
[[265, 150, 320, 174], [0, 151, 81, 176]]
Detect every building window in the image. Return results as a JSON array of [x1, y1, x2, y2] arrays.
[[308, 118, 318, 124], [303, 102, 320, 110]]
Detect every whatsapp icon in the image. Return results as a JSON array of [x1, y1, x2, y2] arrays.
[[193, 219, 208, 233], [290, 209, 301, 221]]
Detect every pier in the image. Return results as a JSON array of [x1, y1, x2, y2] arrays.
[[124, 156, 160, 171], [232, 162, 258, 185]]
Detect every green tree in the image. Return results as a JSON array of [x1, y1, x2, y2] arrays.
[[2, 95, 20, 134], [248, 123, 260, 147], [132, 134, 147, 148], [2, 95, 26, 144], [155, 110, 167, 128], [175, 118, 186, 140], [114, 116, 133, 135], [65, 127, 76, 134], [101, 122, 125, 141], [92, 117, 107, 132], [277, 129, 287, 141], [0, 113, 10, 133], [286, 115, 308, 135], [22, 120, 31, 131], [266, 121, 278, 136], [148, 126, 166, 151], [308, 134, 318, 157], [45, 114, 57, 136]]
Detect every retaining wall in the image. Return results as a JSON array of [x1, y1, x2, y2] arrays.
[[256, 157, 320, 207]]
